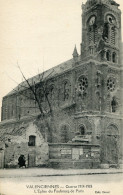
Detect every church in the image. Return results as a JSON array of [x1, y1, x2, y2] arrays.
[[0, 0, 123, 169]]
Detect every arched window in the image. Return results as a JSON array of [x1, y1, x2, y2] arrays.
[[79, 125, 85, 135], [50, 86, 54, 99], [106, 124, 119, 136], [88, 25, 97, 44], [101, 50, 104, 60], [48, 85, 55, 101], [105, 15, 117, 47], [60, 125, 69, 143], [112, 52, 116, 63], [87, 15, 97, 45], [37, 88, 44, 103], [63, 81, 70, 101], [111, 97, 117, 113], [106, 51, 110, 61], [28, 135, 36, 146]]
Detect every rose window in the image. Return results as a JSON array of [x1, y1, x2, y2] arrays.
[[78, 76, 88, 93], [107, 77, 116, 92]]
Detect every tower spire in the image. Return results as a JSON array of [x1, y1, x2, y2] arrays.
[[72, 45, 78, 59]]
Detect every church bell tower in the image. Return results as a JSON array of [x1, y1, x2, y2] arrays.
[[78, 0, 123, 167], [81, 0, 122, 65]]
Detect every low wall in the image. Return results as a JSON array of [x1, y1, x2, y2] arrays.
[[49, 143, 100, 169]]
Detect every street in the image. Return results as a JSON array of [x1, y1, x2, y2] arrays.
[[0, 173, 123, 195]]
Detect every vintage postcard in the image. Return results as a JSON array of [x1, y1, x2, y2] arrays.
[[0, 0, 123, 195]]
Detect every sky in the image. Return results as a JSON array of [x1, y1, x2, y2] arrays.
[[0, 0, 123, 120]]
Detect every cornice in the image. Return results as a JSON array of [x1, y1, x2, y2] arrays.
[[83, 2, 120, 15], [74, 112, 122, 120]]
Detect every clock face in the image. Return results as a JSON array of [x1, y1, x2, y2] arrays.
[[107, 15, 115, 24], [89, 16, 96, 25]]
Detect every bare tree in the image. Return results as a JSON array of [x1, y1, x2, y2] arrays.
[[12, 65, 57, 142]]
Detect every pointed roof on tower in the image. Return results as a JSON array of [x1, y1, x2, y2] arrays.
[[72, 45, 78, 58]]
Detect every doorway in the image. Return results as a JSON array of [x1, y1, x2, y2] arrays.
[[105, 124, 119, 164], [28, 153, 36, 167]]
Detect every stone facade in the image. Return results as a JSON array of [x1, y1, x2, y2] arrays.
[[0, 0, 123, 168]]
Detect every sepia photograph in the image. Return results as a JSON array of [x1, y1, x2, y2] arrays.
[[0, 0, 123, 194]]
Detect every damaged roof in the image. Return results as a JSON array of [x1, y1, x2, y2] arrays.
[[0, 125, 27, 142], [5, 57, 79, 97]]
